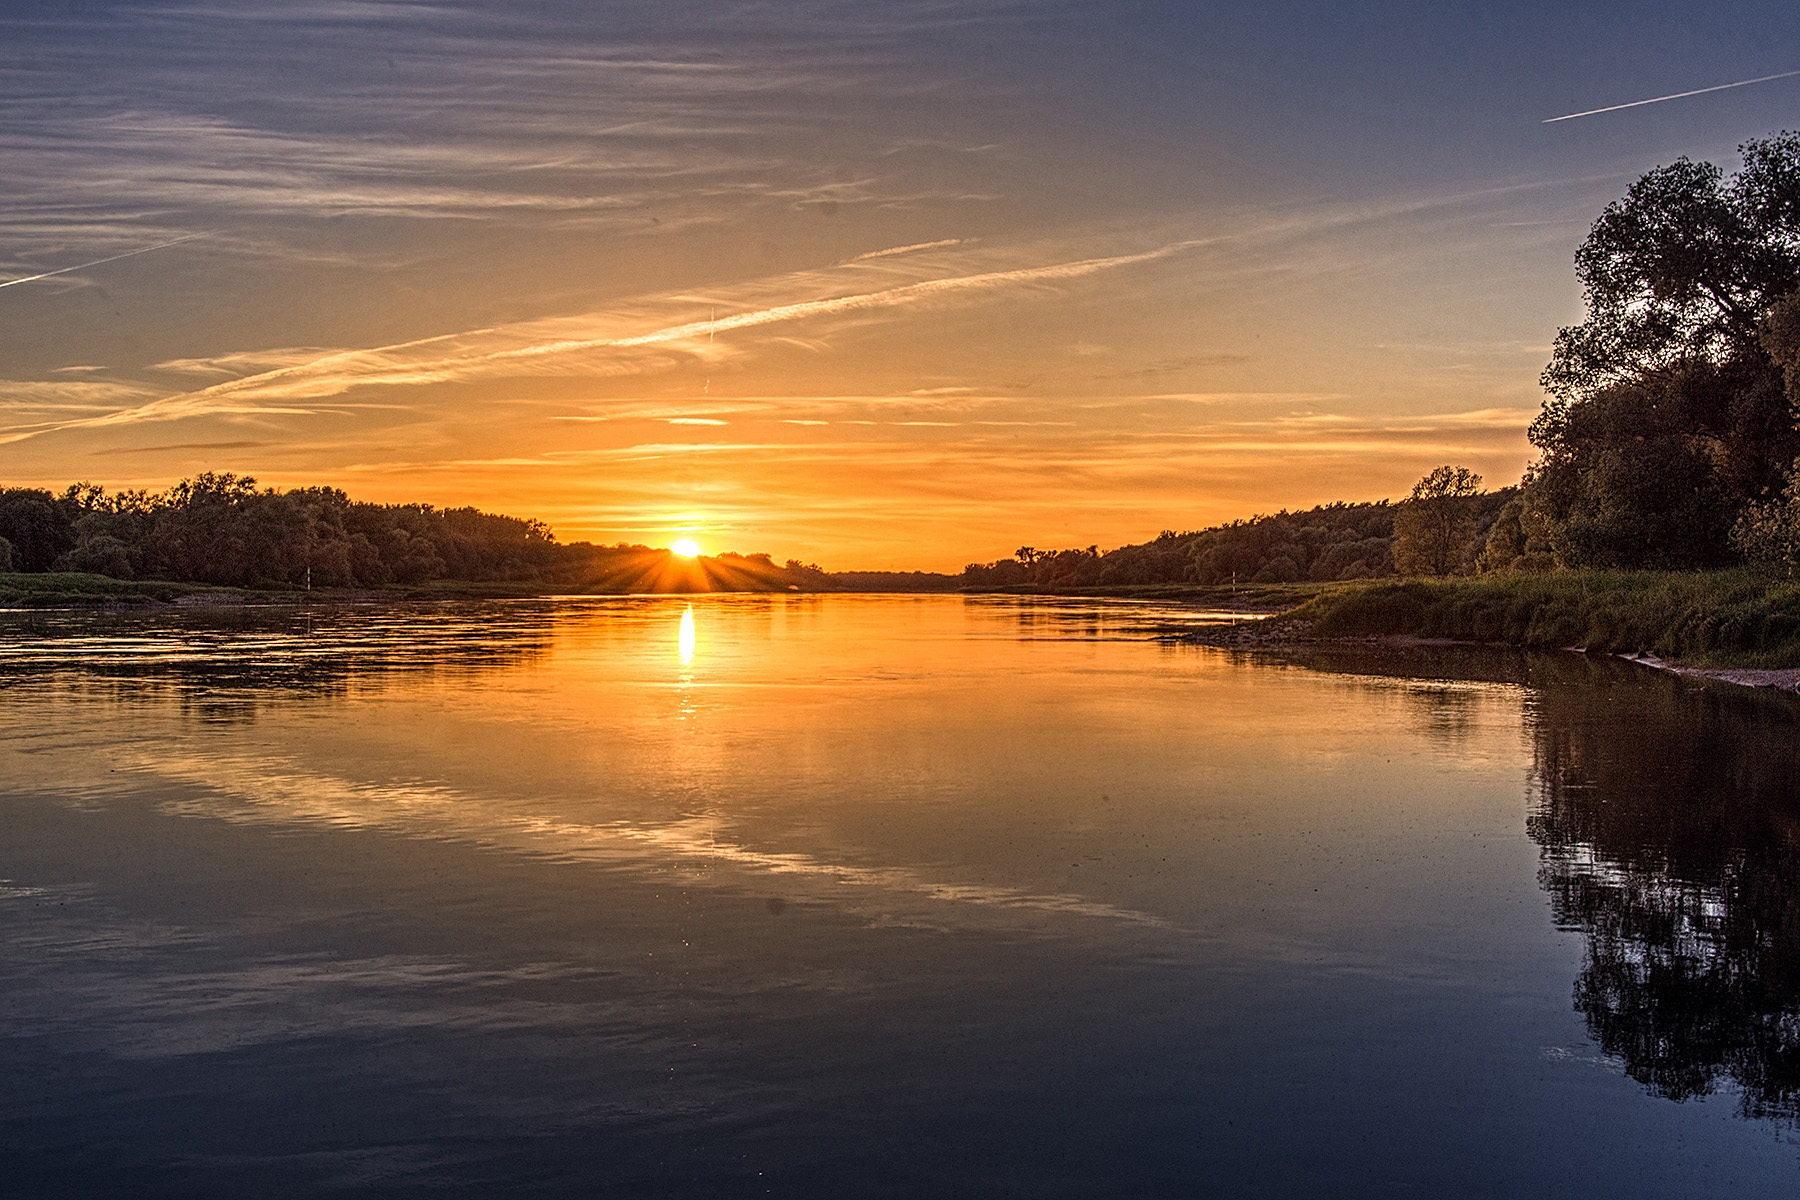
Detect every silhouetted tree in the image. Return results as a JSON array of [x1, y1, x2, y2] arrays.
[[1541, 131, 1800, 407], [0, 489, 76, 571], [1392, 466, 1483, 576], [1528, 132, 1800, 567]]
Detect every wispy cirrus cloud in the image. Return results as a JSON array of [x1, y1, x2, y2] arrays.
[[0, 1, 1014, 263], [0, 172, 1573, 455], [0, 236, 1213, 444], [151, 348, 344, 377], [0, 379, 162, 409]]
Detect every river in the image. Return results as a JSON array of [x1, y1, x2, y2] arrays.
[[2, 595, 1797, 1197]]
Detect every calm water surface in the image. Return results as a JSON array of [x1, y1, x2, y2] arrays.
[[3, 595, 1798, 1197]]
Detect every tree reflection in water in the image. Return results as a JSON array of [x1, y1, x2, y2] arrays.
[[1270, 643, 1800, 1126], [1527, 664, 1800, 1124]]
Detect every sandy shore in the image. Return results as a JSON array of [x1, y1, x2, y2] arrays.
[[1615, 652, 1800, 694]]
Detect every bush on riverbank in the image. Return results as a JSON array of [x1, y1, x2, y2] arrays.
[[1289, 570, 1800, 666]]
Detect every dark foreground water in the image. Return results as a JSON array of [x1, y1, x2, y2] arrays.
[[3, 595, 1799, 1197]]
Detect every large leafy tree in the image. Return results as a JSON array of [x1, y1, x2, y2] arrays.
[[1539, 131, 1800, 411], [0, 489, 76, 572], [1529, 133, 1800, 568], [1393, 466, 1483, 576]]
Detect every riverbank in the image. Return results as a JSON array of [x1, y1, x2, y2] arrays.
[[1175, 569, 1800, 688], [0, 572, 588, 607], [16, 566, 1800, 686], [0, 572, 964, 607], [0, 570, 1327, 609]]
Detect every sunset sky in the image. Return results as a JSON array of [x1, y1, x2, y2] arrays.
[[3, 1, 1798, 569]]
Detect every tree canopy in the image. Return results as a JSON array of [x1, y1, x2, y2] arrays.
[[1392, 466, 1484, 577], [1540, 131, 1800, 411], [1527, 132, 1800, 569]]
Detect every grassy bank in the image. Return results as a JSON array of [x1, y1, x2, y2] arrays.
[[0, 572, 242, 606], [0, 572, 957, 607], [1285, 570, 1800, 667], [0, 572, 556, 606]]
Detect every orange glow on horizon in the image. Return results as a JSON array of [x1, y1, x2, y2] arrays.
[[0, 3, 1610, 576]]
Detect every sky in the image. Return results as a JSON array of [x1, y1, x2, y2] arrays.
[[2, 1, 1799, 569]]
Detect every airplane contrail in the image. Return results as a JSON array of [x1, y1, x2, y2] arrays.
[[854, 238, 966, 260], [1544, 70, 1800, 123], [0, 232, 210, 290]]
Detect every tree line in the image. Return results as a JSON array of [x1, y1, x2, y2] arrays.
[[971, 130, 1800, 586], [961, 484, 1516, 590], [0, 472, 960, 593], [0, 472, 592, 586]]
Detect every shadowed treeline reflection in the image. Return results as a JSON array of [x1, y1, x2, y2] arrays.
[[1528, 666, 1800, 1124], [1277, 642, 1800, 1126]]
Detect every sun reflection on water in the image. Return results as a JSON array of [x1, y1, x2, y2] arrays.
[[678, 605, 696, 664]]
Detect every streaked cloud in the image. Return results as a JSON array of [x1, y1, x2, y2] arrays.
[[152, 348, 342, 377], [0, 379, 161, 407], [91, 439, 270, 457], [2, 236, 1214, 441]]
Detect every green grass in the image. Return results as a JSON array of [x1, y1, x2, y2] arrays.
[[0, 572, 242, 606], [0, 572, 576, 606], [1286, 569, 1800, 667]]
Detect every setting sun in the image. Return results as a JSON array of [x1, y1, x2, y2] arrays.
[[8, 1, 1800, 1193]]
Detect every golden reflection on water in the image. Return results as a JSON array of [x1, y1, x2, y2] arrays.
[[0, 597, 1535, 937], [7, 603, 1800, 1197]]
